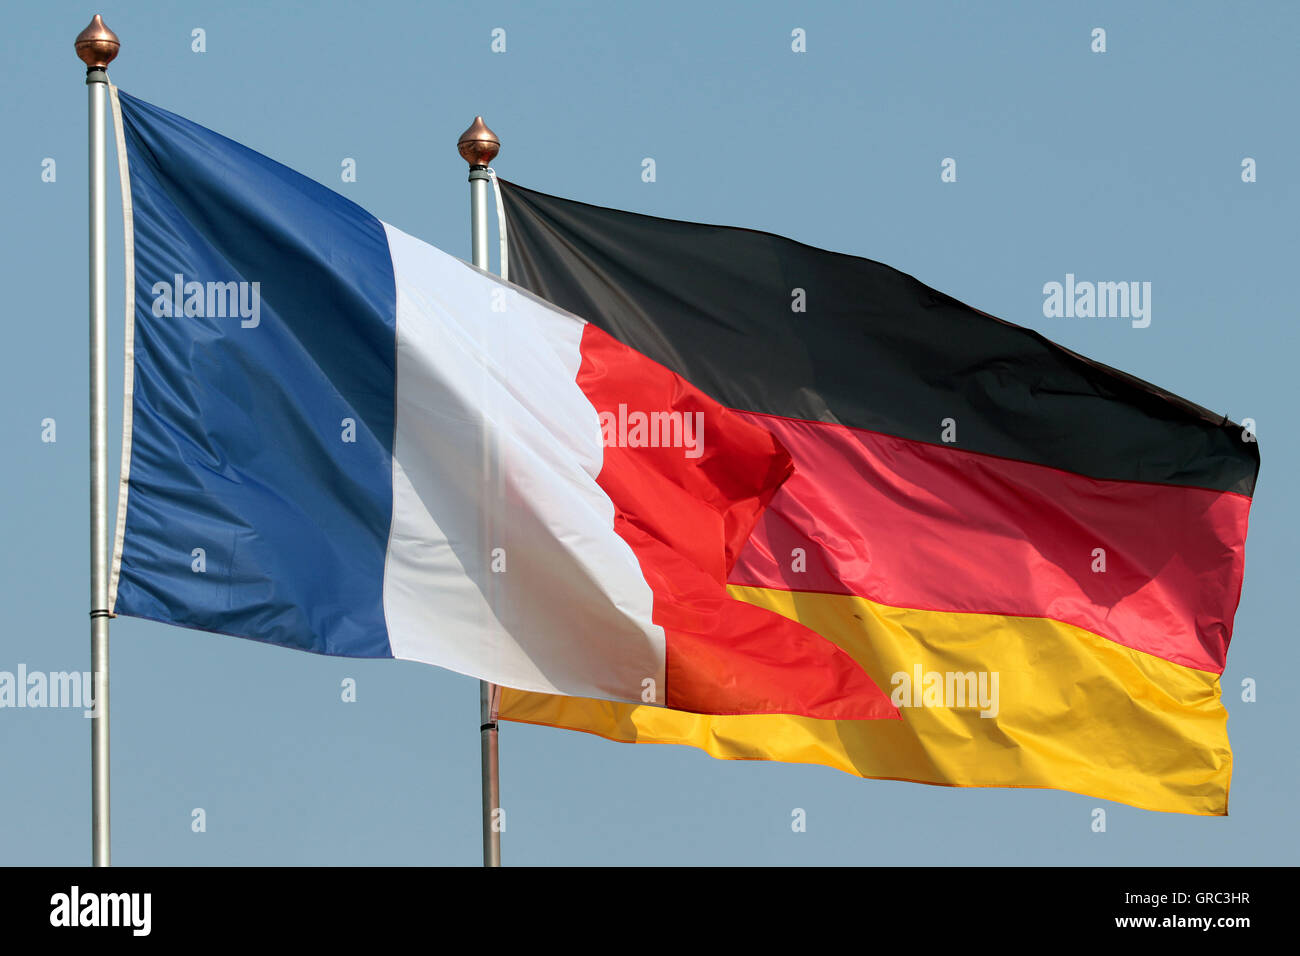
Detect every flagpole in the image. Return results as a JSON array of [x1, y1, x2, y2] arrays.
[[458, 117, 503, 868], [75, 13, 119, 868]]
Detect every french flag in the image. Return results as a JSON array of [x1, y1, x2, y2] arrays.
[[107, 89, 893, 721]]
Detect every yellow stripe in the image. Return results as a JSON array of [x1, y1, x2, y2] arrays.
[[500, 586, 1231, 815]]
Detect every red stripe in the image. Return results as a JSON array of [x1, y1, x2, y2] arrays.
[[576, 325, 897, 719], [729, 412, 1250, 673]]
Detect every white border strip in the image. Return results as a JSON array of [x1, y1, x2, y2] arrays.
[[106, 84, 135, 611], [486, 168, 509, 282]]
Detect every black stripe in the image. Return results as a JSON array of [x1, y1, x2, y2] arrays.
[[501, 181, 1258, 495]]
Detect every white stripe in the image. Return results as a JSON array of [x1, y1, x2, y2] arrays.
[[107, 84, 136, 612], [486, 167, 509, 281], [380, 222, 666, 703]]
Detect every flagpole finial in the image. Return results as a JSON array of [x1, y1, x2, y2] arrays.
[[457, 116, 500, 168], [75, 14, 120, 69]]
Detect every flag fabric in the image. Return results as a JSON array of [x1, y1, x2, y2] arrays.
[[105, 90, 895, 720], [495, 180, 1260, 814]]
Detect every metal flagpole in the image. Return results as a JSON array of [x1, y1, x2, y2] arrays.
[[458, 116, 503, 868], [75, 13, 119, 868]]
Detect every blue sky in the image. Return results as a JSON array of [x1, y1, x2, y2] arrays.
[[1, 0, 1295, 864]]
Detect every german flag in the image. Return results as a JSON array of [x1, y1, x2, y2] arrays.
[[496, 181, 1259, 815]]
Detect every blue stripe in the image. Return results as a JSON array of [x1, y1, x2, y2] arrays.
[[114, 91, 396, 658]]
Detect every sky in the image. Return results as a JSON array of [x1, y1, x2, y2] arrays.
[[1, 0, 1295, 865]]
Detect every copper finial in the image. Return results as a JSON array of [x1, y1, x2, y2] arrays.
[[75, 14, 120, 69], [457, 116, 500, 167]]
